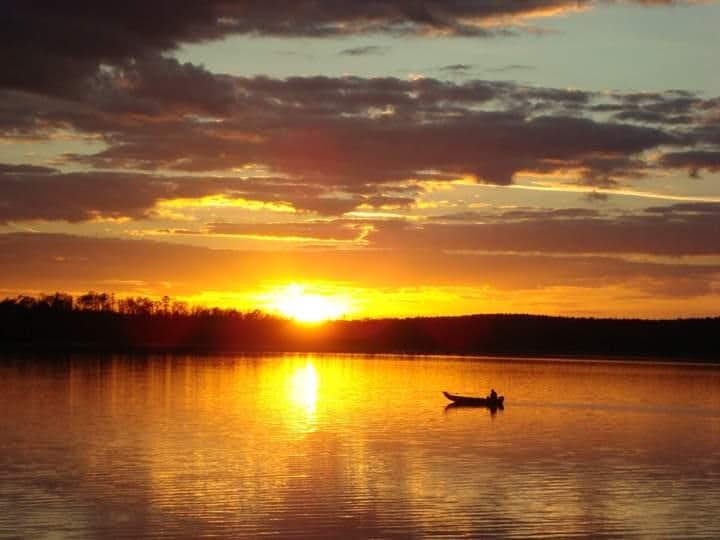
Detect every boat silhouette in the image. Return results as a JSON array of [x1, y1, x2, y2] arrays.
[[442, 391, 504, 408]]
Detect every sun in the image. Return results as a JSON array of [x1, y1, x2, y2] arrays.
[[265, 284, 349, 323]]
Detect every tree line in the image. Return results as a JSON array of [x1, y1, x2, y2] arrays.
[[2, 291, 271, 318], [1, 292, 718, 361]]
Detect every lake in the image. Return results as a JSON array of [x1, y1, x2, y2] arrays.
[[1, 354, 718, 538]]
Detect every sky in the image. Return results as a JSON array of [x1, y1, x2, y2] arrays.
[[1, 1, 720, 319]]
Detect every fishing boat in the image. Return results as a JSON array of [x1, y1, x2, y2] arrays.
[[443, 391, 504, 407]]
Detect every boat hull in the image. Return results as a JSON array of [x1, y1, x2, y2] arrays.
[[443, 391, 504, 407]]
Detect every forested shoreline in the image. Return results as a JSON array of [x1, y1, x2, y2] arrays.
[[1, 292, 718, 361]]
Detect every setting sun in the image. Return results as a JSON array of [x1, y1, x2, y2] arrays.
[[264, 284, 349, 323]]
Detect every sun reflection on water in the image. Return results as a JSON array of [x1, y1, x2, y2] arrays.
[[287, 362, 319, 426]]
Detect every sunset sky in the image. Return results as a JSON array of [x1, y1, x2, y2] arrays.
[[2, 1, 720, 318]]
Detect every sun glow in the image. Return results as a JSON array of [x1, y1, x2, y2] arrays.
[[265, 284, 350, 323]]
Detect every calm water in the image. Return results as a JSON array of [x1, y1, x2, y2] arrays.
[[1, 354, 718, 539]]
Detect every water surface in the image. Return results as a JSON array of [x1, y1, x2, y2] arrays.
[[1, 354, 718, 538]]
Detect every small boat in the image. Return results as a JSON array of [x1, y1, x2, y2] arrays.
[[443, 391, 504, 407]]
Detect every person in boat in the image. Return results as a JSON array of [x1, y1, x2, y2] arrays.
[[489, 388, 498, 401]]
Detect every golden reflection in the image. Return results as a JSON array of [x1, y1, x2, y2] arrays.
[[288, 361, 319, 417]]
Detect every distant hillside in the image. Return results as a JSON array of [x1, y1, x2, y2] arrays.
[[1, 293, 718, 361]]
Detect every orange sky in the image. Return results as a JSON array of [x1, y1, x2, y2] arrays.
[[1, 1, 720, 318]]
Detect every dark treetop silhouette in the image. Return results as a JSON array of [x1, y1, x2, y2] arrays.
[[1, 292, 718, 361]]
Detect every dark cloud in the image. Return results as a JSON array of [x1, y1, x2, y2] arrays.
[[1, 1, 718, 226], [610, 92, 705, 125], [614, 110, 694, 125], [0, 164, 55, 175], [363, 195, 416, 208], [0, 164, 410, 222], [339, 46, 390, 56], [584, 191, 610, 203], [5, 155, 718, 258], [3, 71, 716, 218], [485, 64, 535, 73], [48, 75, 677, 186], [434, 208, 602, 221], [369, 204, 720, 256], [0, 1, 694, 99], [438, 64, 474, 73], [1, 69, 716, 223], [205, 221, 366, 241], [150, 202, 720, 257], [659, 151, 720, 177], [0, 168, 174, 223], [1, 2, 227, 97], [92, 56, 239, 116], [644, 202, 720, 216], [593, 91, 719, 130]]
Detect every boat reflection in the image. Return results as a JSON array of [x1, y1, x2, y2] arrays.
[[444, 402, 504, 416]]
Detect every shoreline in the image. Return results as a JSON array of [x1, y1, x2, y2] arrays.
[[2, 343, 718, 365]]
